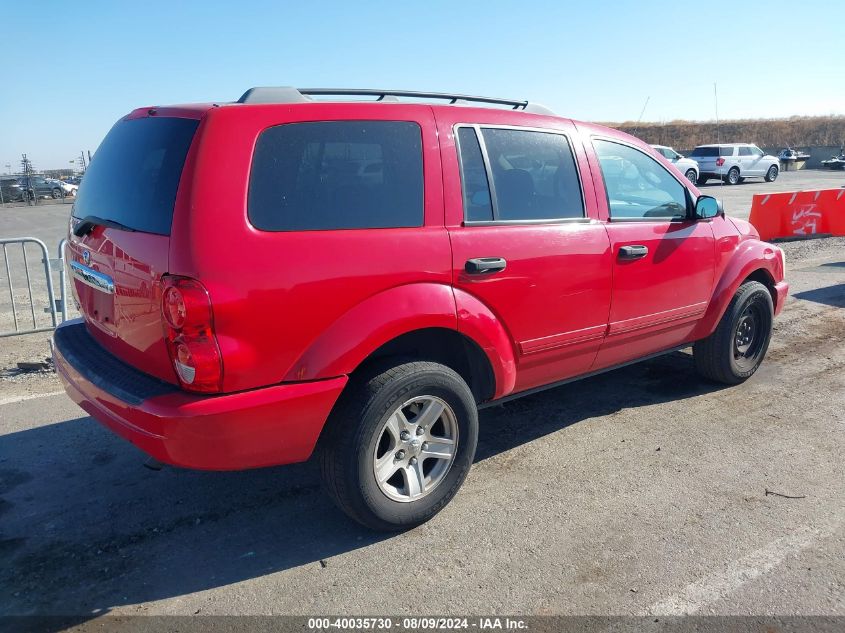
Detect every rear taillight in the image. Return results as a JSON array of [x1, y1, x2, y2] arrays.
[[716, 157, 725, 167], [161, 276, 222, 393]]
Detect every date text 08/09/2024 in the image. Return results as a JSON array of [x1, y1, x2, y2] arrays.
[[307, 617, 528, 630]]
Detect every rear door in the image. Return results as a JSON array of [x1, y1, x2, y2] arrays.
[[66, 114, 200, 383], [436, 110, 612, 394], [586, 136, 716, 369]]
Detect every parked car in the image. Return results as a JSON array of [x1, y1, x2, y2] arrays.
[[58, 180, 79, 196], [0, 176, 63, 201], [651, 145, 699, 184], [53, 87, 788, 530], [0, 177, 26, 201], [690, 144, 779, 185]]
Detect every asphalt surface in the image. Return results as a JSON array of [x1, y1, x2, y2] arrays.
[[0, 173, 843, 629]]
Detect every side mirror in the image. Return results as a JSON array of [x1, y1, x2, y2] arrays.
[[695, 195, 723, 220]]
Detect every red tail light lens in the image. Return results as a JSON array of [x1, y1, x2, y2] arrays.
[[716, 157, 725, 167], [161, 276, 222, 393]]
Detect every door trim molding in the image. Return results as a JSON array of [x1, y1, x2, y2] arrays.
[[608, 301, 707, 336]]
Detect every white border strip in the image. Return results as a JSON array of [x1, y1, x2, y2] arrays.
[[0, 390, 65, 407]]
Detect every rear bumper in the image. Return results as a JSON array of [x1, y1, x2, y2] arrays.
[[53, 319, 347, 470], [774, 280, 789, 316]]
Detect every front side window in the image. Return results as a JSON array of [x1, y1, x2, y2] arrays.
[[456, 127, 584, 222], [750, 146, 764, 157], [739, 147, 752, 156], [594, 139, 688, 220], [249, 121, 423, 231]]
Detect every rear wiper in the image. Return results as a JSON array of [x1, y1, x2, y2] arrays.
[[73, 215, 136, 237]]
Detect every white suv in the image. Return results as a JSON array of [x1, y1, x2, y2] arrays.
[[690, 143, 779, 185], [651, 145, 700, 185]]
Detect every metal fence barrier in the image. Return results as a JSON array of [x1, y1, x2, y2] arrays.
[[0, 237, 65, 338]]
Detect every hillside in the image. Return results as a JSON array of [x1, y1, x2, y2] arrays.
[[604, 115, 845, 151]]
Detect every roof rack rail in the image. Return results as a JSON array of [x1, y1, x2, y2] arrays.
[[236, 87, 556, 115]]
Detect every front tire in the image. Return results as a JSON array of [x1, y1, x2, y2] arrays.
[[319, 361, 478, 531], [684, 169, 698, 185], [693, 281, 774, 384], [51, 188, 62, 199], [765, 165, 779, 182]]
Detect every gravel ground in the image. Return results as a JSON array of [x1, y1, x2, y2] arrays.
[[0, 181, 843, 631]]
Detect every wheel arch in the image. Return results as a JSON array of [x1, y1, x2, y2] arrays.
[[692, 242, 783, 340], [283, 283, 515, 402]]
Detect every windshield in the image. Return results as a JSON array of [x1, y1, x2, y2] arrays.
[[72, 116, 198, 235]]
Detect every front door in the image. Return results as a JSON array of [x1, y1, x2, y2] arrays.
[[436, 111, 613, 394], [588, 137, 717, 369]]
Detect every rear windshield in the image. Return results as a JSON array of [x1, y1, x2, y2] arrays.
[[72, 117, 198, 235]]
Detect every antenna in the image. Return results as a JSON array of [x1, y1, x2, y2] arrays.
[[714, 83, 720, 143], [632, 96, 650, 136], [715, 83, 723, 187]]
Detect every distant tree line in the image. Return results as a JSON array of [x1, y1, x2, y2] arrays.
[[604, 115, 845, 152]]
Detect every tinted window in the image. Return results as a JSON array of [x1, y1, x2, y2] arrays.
[[739, 147, 752, 156], [456, 127, 493, 222], [691, 147, 719, 157], [594, 140, 688, 220], [72, 117, 198, 235], [478, 128, 583, 221], [249, 121, 423, 231]]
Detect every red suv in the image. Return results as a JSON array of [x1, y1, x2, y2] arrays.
[[54, 87, 788, 530]]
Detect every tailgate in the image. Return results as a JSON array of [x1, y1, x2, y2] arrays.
[[67, 114, 199, 384]]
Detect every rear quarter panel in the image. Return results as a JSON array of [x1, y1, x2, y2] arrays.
[[169, 103, 451, 392]]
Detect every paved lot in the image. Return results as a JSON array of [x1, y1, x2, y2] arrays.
[[0, 173, 843, 628]]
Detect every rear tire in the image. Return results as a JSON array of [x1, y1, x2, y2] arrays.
[[726, 167, 741, 185], [765, 165, 779, 182], [319, 361, 478, 531], [693, 281, 773, 384], [684, 169, 698, 185]]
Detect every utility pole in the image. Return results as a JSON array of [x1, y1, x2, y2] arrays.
[[21, 154, 34, 205], [78, 150, 87, 175]]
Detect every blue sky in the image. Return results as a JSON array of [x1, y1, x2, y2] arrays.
[[2, 0, 843, 170]]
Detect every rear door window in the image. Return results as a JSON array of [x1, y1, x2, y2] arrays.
[[249, 121, 424, 231], [456, 126, 584, 223], [72, 117, 198, 235]]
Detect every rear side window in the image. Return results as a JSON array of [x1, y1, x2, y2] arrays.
[[691, 147, 719, 157], [249, 121, 423, 231], [456, 126, 584, 222], [72, 117, 198, 235]]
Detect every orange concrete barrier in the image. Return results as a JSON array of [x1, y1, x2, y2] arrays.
[[749, 188, 845, 241]]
